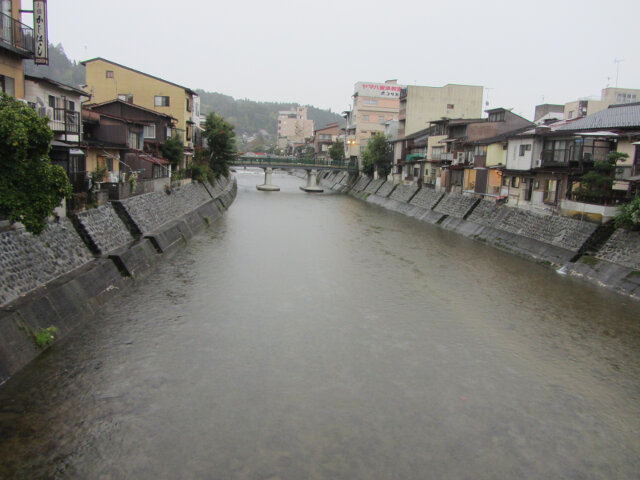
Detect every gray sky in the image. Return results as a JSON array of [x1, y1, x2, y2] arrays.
[[42, 0, 640, 120]]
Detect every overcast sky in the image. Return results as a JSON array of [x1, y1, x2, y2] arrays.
[[39, 0, 640, 120]]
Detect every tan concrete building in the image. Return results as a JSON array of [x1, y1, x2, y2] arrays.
[[564, 87, 640, 120], [398, 83, 484, 138], [276, 106, 314, 151], [82, 58, 197, 159], [347, 80, 403, 166]]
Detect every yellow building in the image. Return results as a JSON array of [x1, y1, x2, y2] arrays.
[[0, 0, 35, 98], [82, 58, 197, 160]]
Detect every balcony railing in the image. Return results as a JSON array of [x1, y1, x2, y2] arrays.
[[36, 106, 80, 134], [0, 12, 34, 57]]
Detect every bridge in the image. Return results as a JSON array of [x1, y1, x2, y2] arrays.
[[230, 155, 358, 192]]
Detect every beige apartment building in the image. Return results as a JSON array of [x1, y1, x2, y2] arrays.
[[276, 106, 314, 151], [398, 84, 484, 138], [346, 80, 404, 165], [82, 58, 197, 160], [564, 87, 640, 120]]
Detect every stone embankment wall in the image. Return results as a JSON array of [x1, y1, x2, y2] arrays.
[[0, 176, 237, 384], [318, 174, 640, 300]]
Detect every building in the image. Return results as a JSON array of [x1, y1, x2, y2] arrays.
[[398, 83, 483, 138], [83, 99, 175, 184], [276, 106, 314, 152], [564, 87, 640, 121], [81, 58, 197, 165], [347, 80, 404, 167], [24, 74, 89, 191], [0, 0, 35, 98], [313, 122, 342, 161], [533, 104, 564, 124]]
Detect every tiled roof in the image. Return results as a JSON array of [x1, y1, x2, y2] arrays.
[[556, 103, 640, 131]]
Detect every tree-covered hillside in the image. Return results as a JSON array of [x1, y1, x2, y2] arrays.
[[26, 44, 344, 143]]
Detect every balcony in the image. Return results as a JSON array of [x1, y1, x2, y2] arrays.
[[0, 12, 34, 58], [541, 149, 569, 168], [36, 106, 80, 134]]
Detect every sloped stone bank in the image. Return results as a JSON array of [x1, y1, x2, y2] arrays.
[[0, 176, 237, 384]]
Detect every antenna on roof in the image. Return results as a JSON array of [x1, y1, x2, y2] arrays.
[[614, 58, 624, 88]]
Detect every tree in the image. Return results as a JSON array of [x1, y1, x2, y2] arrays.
[[161, 134, 184, 168], [328, 140, 346, 164], [204, 112, 237, 178], [362, 132, 392, 177], [0, 94, 71, 235]]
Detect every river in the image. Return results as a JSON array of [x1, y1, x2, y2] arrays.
[[1, 171, 639, 479]]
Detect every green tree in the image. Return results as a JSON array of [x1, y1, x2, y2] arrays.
[[161, 134, 184, 168], [328, 140, 346, 164], [576, 151, 628, 204], [204, 112, 237, 178], [0, 94, 71, 234], [362, 133, 392, 177], [615, 196, 640, 230]]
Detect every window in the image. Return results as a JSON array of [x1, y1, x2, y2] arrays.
[[519, 144, 531, 156], [488, 111, 505, 122], [144, 125, 156, 139], [118, 94, 133, 103], [447, 104, 454, 110], [568, 111, 574, 119], [474, 145, 487, 156], [362, 115, 369, 122], [106, 70, 114, 78], [155, 95, 170, 107], [166, 126, 172, 138], [0, 75, 15, 96], [511, 176, 520, 188], [364, 99, 378, 106], [129, 131, 142, 149], [616, 93, 637, 104], [186, 98, 192, 112], [378, 116, 384, 123], [66, 100, 75, 111], [431, 146, 444, 160]]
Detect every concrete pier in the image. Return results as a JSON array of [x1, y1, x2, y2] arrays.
[[299, 169, 323, 193], [257, 167, 280, 191]]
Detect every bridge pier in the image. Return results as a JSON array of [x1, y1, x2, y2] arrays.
[[256, 167, 280, 191], [299, 169, 323, 193]]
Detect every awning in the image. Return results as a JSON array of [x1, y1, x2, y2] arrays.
[[70, 148, 85, 155], [406, 153, 425, 162], [139, 154, 170, 165]]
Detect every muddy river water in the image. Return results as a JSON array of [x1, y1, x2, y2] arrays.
[[1, 171, 639, 479]]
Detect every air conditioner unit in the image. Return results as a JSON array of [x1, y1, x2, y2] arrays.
[[535, 159, 541, 167], [37, 106, 47, 118], [456, 152, 465, 163], [45, 106, 54, 119]]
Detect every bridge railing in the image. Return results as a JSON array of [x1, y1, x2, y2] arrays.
[[232, 156, 358, 171]]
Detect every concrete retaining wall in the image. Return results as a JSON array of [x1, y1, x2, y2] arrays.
[[0, 175, 237, 385]]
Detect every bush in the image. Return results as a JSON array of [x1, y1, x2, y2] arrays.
[[615, 196, 640, 230]]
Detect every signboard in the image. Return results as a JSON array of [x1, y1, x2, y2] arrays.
[[354, 81, 404, 98], [33, 0, 48, 65]]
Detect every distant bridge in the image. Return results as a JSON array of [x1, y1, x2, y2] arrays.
[[230, 155, 357, 192], [230, 155, 357, 172]]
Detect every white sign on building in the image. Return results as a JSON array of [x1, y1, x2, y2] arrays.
[[354, 82, 404, 98]]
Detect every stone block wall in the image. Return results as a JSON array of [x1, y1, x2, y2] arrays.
[[596, 229, 640, 270], [0, 218, 94, 306], [375, 181, 396, 198], [466, 200, 509, 227], [491, 207, 597, 252], [434, 193, 478, 219], [364, 178, 385, 194], [390, 184, 419, 203], [75, 204, 135, 255], [409, 188, 444, 210], [351, 176, 372, 193], [119, 183, 212, 234]]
